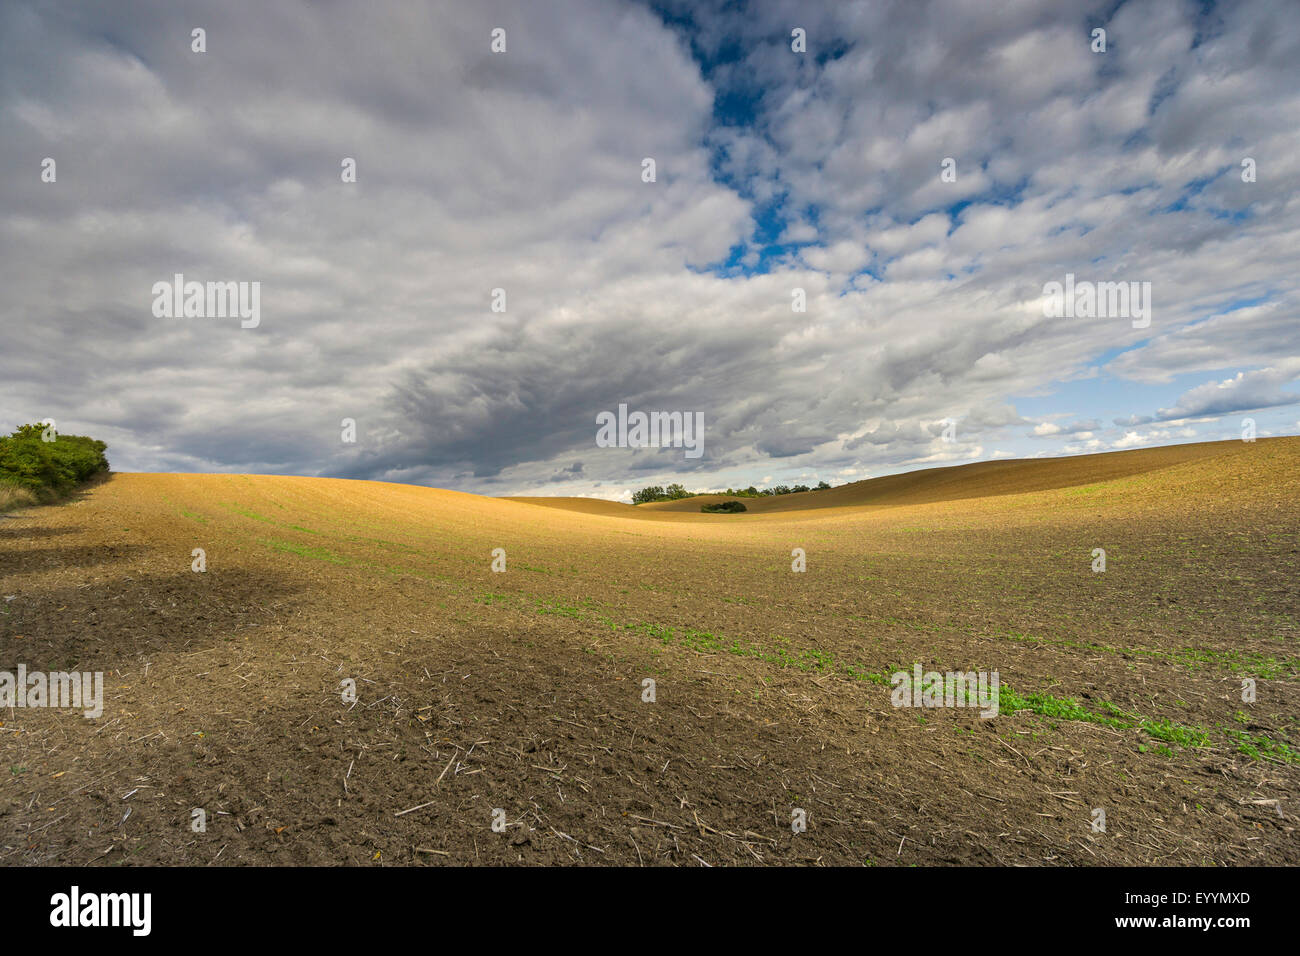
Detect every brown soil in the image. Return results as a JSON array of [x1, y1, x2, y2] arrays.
[[1, 438, 1297, 865]]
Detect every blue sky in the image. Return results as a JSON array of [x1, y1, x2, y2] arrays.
[[1, 0, 1297, 498]]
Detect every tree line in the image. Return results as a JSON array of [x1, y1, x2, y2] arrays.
[[632, 480, 833, 505]]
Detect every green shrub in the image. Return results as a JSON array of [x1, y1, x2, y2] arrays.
[[701, 500, 747, 514], [0, 424, 109, 505]]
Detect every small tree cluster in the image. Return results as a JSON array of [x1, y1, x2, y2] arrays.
[[0, 424, 109, 499], [631, 483, 692, 504]]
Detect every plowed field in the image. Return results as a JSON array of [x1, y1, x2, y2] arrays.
[[2, 438, 1297, 865]]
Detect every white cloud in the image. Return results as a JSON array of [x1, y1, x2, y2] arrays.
[[1156, 361, 1300, 420]]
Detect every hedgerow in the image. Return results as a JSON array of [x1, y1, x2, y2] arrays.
[[0, 424, 109, 506]]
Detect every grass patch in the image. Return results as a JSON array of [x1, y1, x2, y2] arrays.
[[536, 599, 584, 618], [264, 539, 349, 565], [1224, 727, 1299, 764], [0, 480, 38, 511]]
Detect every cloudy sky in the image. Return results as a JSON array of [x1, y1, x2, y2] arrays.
[[2, 0, 1298, 500]]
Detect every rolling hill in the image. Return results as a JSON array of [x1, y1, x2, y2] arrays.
[[1, 437, 1296, 866], [516, 437, 1293, 516]]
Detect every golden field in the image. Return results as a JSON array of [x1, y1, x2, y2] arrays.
[[1, 438, 1297, 864]]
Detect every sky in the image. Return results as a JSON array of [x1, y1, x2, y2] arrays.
[[2, 0, 1298, 501]]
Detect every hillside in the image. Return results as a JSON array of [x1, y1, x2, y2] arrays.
[[1, 437, 1296, 866], [512, 437, 1294, 516], [635, 438, 1271, 513]]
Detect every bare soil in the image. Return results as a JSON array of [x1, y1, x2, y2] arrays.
[[1, 439, 1297, 865]]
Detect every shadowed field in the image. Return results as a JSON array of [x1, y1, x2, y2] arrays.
[[1, 438, 1297, 865]]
